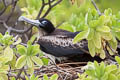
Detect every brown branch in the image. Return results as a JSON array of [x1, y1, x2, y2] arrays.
[[14, 0, 62, 33], [16, 67, 24, 80], [44, 0, 55, 5], [27, 0, 59, 36], [56, 21, 65, 28], [41, 0, 62, 18], [36, 0, 45, 19], [0, 21, 31, 34], [0, 0, 62, 34], [91, 0, 102, 16], [8, 72, 25, 80], [0, 0, 12, 16], [106, 42, 117, 54], [6, 0, 19, 23], [2, 0, 7, 7], [51, 0, 62, 7]]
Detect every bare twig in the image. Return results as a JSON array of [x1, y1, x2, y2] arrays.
[[8, 72, 25, 80], [0, 21, 29, 33], [0, 0, 62, 34], [104, 44, 115, 61], [6, 0, 19, 22], [106, 42, 117, 54], [37, 0, 56, 19], [17, 0, 62, 33], [51, 0, 62, 7], [16, 67, 24, 80], [58, 62, 87, 65], [36, 0, 45, 19], [56, 21, 65, 28], [91, 0, 102, 16], [44, 0, 55, 5], [0, 0, 12, 16], [41, 0, 62, 18]]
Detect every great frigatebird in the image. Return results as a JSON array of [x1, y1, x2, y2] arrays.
[[18, 16, 89, 62]]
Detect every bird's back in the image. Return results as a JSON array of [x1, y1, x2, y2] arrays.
[[38, 29, 88, 57]]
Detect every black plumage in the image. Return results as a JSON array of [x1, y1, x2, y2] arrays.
[[18, 16, 88, 57]]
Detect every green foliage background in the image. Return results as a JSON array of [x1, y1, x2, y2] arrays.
[[0, 0, 120, 80], [17, 0, 120, 32]]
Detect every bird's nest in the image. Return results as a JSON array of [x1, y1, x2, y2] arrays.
[[35, 62, 86, 80], [34, 54, 109, 80]]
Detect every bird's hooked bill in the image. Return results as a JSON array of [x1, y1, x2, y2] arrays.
[[18, 16, 43, 27]]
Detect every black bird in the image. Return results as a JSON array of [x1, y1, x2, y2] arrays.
[[18, 16, 88, 61]]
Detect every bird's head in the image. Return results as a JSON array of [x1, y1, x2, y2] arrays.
[[18, 16, 55, 33]]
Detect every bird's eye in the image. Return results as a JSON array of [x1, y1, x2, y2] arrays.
[[41, 20, 48, 25]]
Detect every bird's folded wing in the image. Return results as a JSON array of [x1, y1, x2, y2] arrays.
[[38, 35, 88, 57]]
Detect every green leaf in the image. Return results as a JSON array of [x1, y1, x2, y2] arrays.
[[34, 76, 39, 80], [88, 40, 95, 57], [25, 75, 29, 80], [42, 58, 49, 65], [115, 32, 120, 40], [107, 47, 114, 55], [50, 74, 58, 80], [108, 74, 118, 80], [117, 74, 120, 79], [3, 34, 13, 46], [104, 8, 112, 16], [4, 46, 13, 61], [87, 28, 94, 40], [0, 74, 8, 80], [85, 13, 88, 25], [15, 55, 26, 69], [0, 65, 9, 74], [32, 44, 40, 56], [98, 15, 106, 26], [96, 26, 110, 32], [31, 56, 43, 66], [93, 32, 101, 49], [108, 38, 117, 50], [101, 72, 108, 80], [27, 63, 34, 75], [100, 49, 106, 59], [26, 57, 33, 68], [0, 57, 9, 64], [43, 74, 48, 80], [98, 15, 110, 25], [0, 33, 3, 39], [105, 65, 117, 73], [101, 32, 112, 40], [30, 74, 35, 80], [73, 28, 89, 44], [94, 61, 101, 78], [89, 20, 99, 28], [100, 62, 105, 76], [0, 46, 3, 51], [17, 45, 27, 55], [11, 77, 16, 80], [86, 9, 94, 24], [30, 35, 37, 43], [9, 55, 16, 69], [27, 45, 33, 56], [27, 40, 32, 46], [115, 56, 120, 65], [13, 38, 22, 45]]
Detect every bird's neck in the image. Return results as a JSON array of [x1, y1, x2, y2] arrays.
[[39, 29, 48, 36]]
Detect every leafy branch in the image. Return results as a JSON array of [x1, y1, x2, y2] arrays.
[[0, 0, 62, 79], [0, 0, 62, 34], [73, 0, 120, 59]]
